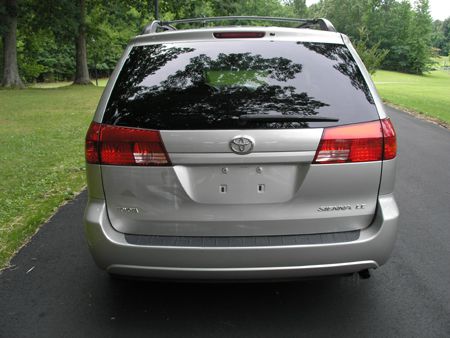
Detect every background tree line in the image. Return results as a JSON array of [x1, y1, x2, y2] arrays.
[[0, 0, 448, 88]]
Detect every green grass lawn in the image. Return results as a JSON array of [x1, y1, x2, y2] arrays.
[[30, 78, 108, 88], [0, 85, 103, 268], [372, 70, 450, 124]]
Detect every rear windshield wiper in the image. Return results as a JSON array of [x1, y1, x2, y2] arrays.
[[238, 114, 339, 122]]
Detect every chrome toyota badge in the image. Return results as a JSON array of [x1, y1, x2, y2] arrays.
[[229, 136, 254, 155]]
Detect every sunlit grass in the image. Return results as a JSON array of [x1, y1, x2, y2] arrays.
[[0, 85, 103, 268], [372, 70, 450, 124], [29, 78, 108, 88]]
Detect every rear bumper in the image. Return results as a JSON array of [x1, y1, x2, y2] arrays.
[[84, 194, 398, 280]]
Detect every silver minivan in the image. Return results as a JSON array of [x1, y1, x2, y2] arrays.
[[84, 17, 398, 280]]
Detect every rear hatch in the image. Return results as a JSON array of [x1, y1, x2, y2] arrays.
[[95, 37, 384, 237]]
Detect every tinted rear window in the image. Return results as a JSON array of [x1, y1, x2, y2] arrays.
[[103, 41, 379, 129]]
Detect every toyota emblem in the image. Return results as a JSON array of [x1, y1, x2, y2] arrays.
[[229, 136, 254, 155]]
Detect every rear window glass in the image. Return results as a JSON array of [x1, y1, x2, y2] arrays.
[[103, 41, 378, 129]]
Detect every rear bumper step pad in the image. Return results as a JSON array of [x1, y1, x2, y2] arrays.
[[124, 230, 360, 247]]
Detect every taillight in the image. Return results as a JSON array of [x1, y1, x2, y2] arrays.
[[85, 122, 101, 164], [213, 32, 265, 39], [313, 119, 396, 164], [85, 122, 171, 166], [381, 118, 397, 160]]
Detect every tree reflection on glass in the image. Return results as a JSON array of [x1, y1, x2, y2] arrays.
[[301, 42, 375, 104], [107, 45, 195, 121], [107, 46, 329, 129], [104, 41, 379, 129]]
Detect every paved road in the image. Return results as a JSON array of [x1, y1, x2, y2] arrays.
[[1, 106, 449, 337]]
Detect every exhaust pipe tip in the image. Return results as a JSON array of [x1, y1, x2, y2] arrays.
[[358, 269, 371, 279]]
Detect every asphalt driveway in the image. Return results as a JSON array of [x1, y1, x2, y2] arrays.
[[1, 106, 449, 337]]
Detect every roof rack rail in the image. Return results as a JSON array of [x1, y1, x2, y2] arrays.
[[142, 16, 336, 35]]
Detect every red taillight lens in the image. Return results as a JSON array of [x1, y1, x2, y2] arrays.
[[213, 32, 265, 39], [85, 122, 170, 166], [85, 121, 101, 164], [313, 119, 396, 164], [381, 118, 397, 160]]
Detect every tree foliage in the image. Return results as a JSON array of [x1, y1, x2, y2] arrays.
[[432, 18, 450, 56], [0, 0, 444, 86], [354, 27, 389, 74], [310, 0, 436, 74]]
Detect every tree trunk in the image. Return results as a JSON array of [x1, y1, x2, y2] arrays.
[[73, 0, 91, 85], [1, 0, 24, 88]]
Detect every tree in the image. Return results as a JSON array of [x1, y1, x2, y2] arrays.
[[0, 0, 24, 88], [354, 27, 388, 74], [7, 0, 442, 83], [309, 0, 369, 39], [74, 0, 90, 84], [407, 0, 433, 73], [286, 0, 308, 18], [444, 18, 450, 56], [21, 0, 149, 83], [86, 2, 154, 80], [432, 17, 450, 56], [28, 0, 94, 84], [365, 0, 414, 72]]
